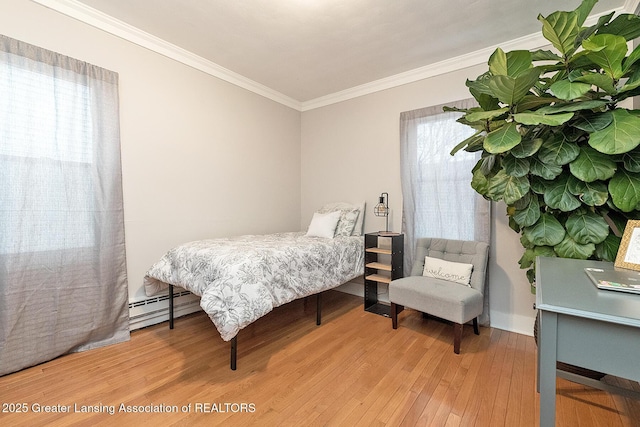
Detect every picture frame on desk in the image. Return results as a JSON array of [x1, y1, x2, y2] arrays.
[[615, 220, 640, 271]]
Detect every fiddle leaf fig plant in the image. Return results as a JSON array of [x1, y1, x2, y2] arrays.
[[449, 0, 640, 288]]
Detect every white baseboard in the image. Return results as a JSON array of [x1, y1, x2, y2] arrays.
[[335, 279, 536, 336], [487, 310, 536, 337], [128, 292, 202, 330]]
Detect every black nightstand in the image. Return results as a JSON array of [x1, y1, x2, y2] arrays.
[[364, 232, 404, 316]]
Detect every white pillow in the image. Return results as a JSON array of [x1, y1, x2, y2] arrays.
[[352, 201, 365, 236], [306, 211, 341, 238], [422, 256, 473, 286], [318, 201, 366, 236], [334, 208, 360, 236]]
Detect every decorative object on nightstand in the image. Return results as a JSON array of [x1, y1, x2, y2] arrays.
[[364, 232, 403, 316], [374, 192, 389, 232]]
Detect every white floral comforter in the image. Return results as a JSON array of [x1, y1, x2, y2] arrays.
[[143, 232, 364, 341]]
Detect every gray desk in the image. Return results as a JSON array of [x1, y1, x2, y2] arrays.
[[536, 257, 640, 427]]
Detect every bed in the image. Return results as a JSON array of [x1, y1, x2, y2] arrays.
[[143, 202, 365, 369]]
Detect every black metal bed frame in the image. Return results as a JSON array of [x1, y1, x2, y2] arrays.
[[168, 284, 324, 370]]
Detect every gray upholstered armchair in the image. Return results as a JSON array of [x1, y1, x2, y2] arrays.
[[389, 238, 489, 354]]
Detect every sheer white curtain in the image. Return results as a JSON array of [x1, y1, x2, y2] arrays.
[[0, 35, 129, 376], [400, 99, 492, 324]]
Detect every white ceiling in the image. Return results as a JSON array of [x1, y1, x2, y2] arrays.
[[40, 0, 637, 108]]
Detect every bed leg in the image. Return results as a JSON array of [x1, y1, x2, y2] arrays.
[[230, 336, 237, 370], [316, 292, 322, 325], [169, 284, 174, 330]]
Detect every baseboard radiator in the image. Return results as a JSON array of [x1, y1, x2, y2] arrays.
[[129, 290, 202, 330]]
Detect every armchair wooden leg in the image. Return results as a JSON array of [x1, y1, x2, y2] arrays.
[[391, 303, 398, 329], [391, 303, 402, 329], [453, 323, 462, 354], [473, 317, 479, 335]]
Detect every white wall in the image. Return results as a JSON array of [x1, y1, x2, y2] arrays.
[[5, 0, 537, 336], [3, 0, 302, 303], [301, 67, 537, 336]]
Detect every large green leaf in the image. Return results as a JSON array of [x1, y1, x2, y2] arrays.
[[618, 88, 640, 103], [538, 135, 580, 165], [623, 43, 640, 74], [609, 169, 640, 212], [486, 169, 530, 204], [568, 146, 617, 182], [619, 67, 640, 94], [537, 99, 608, 114], [572, 72, 617, 95], [544, 174, 581, 211], [519, 231, 533, 249], [508, 214, 521, 233], [605, 210, 636, 237], [468, 85, 500, 112], [488, 48, 533, 78], [484, 122, 521, 154], [549, 80, 592, 100], [523, 213, 566, 246], [530, 49, 563, 61], [562, 126, 586, 143], [488, 48, 508, 76], [513, 193, 530, 209], [466, 73, 494, 97], [515, 95, 558, 112], [622, 147, 640, 172], [506, 51, 534, 77], [574, 0, 598, 26], [539, 11, 580, 57], [572, 111, 613, 132], [471, 167, 489, 196], [553, 235, 595, 259], [582, 34, 627, 79], [599, 13, 640, 41], [450, 131, 484, 155], [595, 233, 622, 261], [576, 11, 615, 47], [513, 194, 541, 227], [565, 210, 609, 244], [465, 108, 509, 122], [538, 0, 597, 56], [519, 245, 556, 269], [477, 154, 496, 175], [513, 111, 573, 126], [502, 154, 530, 178], [589, 109, 640, 154], [530, 176, 550, 194], [567, 178, 609, 206], [486, 68, 541, 105], [503, 175, 531, 205], [511, 138, 543, 158], [529, 157, 563, 180], [567, 50, 599, 70]]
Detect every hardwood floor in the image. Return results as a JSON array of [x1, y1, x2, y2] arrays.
[[1, 290, 638, 426]]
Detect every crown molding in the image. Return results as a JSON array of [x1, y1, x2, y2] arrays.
[[30, 0, 303, 111], [301, 6, 631, 111], [624, 0, 640, 14], [30, 0, 637, 113], [301, 32, 549, 112]]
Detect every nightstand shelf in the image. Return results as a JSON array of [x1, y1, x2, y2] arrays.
[[365, 247, 392, 255], [365, 273, 391, 283], [365, 262, 391, 271], [364, 232, 403, 317]]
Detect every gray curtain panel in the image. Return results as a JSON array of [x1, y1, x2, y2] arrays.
[[399, 99, 492, 326], [0, 34, 129, 376]]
